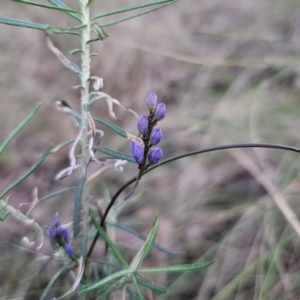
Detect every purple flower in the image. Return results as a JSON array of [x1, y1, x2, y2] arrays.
[[137, 114, 149, 135], [48, 214, 73, 256], [146, 92, 157, 110], [150, 128, 163, 146], [153, 103, 166, 121], [148, 148, 163, 164], [64, 244, 73, 256], [130, 141, 144, 164]]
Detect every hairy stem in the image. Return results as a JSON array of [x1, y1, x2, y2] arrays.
[[80, 0, 91, 259]]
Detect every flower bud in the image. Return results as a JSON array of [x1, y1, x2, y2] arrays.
[[153, 103, 166, 121], [57, 226, 70, 243], [148, 148, 163, 165], [150, 128, 163, 146], [146, 92, 157, 110], [137, 114, 149, 135], [48, 214, 73, 256], [64, 244, 73, 256], [130, 141, 144, 164]]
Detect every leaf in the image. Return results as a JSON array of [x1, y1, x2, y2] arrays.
[[46, 35, 82, 75], [0, 17, 48, 30], [40, 262, 72, 300], [91, 215, 129, 268], [80, 269, 130, 293], [74, 177, 85, 237], [69, 49, 84, 55], [93, 116, 127, 138], [136, 277, 167, 294], [100, 2, 177, 28], [48, 0, 82, 22], [130, 215, 158, 271], [92, 0, 177, 20], [0, 204, 9, 221], [138, 262, 214, 274], [87, 0, 94, 7], [0, 145, 52, 199], [12, 0, 82, 15], [124, 181, 139, 201], [132, 276, 146, 300], [91, 23, 109, 41], [107, 220, 183, 256], [26, 186, 76, 216], [0, 103, 40, 155], [51, 139, 75, 153], [93, 146, 136, 163]]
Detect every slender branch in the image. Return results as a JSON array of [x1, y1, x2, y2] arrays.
[[86, 142, 300, 260]]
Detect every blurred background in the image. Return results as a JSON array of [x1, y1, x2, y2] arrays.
[[2, 0, 300, 299]]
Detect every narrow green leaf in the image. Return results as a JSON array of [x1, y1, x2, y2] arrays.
[[0, 145, 52, 199], [93, 116, 127, 138], [124, 181, 139, 200], [136, 277, 167, 293], [74, 177, 85, 237], [91, 215, 129, 268], [138, 262, 214, 274], [92, 23, 109, 41], [93, 146, 136, 163], [70, 49, 84, 55], [90, 53, 99, 58], [26, 186, 76, 216], [80, 269, 130, 293], [0, 103, 40, 155], [40, 262, 71, 300], [0, 16, 48, 30], [107, 220, 183, 256], [100, 2, 176, 28], [131, 215, 158, 271], [92, 0, 176, 20], [0, 205, 9, 221], [12, 0, 82, 15], [132, 276, 145, 300], [87, 0, 94, 8], [51, 139, 75, 153], [48, 0, 82, 22]]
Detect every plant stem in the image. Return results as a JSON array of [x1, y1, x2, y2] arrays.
[[80, 0, 91, 258]]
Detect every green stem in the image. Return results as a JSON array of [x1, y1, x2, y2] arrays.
[[80, 0, 91, 259]]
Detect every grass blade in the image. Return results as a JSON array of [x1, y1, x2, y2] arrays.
[[92, 0, 176, 20], [0, 17, 49, 30], [0, 145, 52, 199], [12, 0, 82, 15], [91, 215, 129, 268], [93, 146, 136, 163], [130, 215, 158, 271], [48, 0, 82, 22], [74, 177, 85, 237], [138, 262, 214, 274], [0, 103, 40, 155]]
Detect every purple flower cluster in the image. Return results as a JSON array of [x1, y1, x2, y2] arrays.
[[130, 92, 166, 166], [48, 214, 73, 256]]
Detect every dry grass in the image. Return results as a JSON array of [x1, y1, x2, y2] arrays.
[[1, 0, 300, 299]]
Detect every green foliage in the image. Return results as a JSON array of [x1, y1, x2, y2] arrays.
[[84, 215, 213, 295], [0, 103, 40, 155]]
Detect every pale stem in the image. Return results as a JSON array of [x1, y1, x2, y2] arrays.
[[80, 0, 91, 257]]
